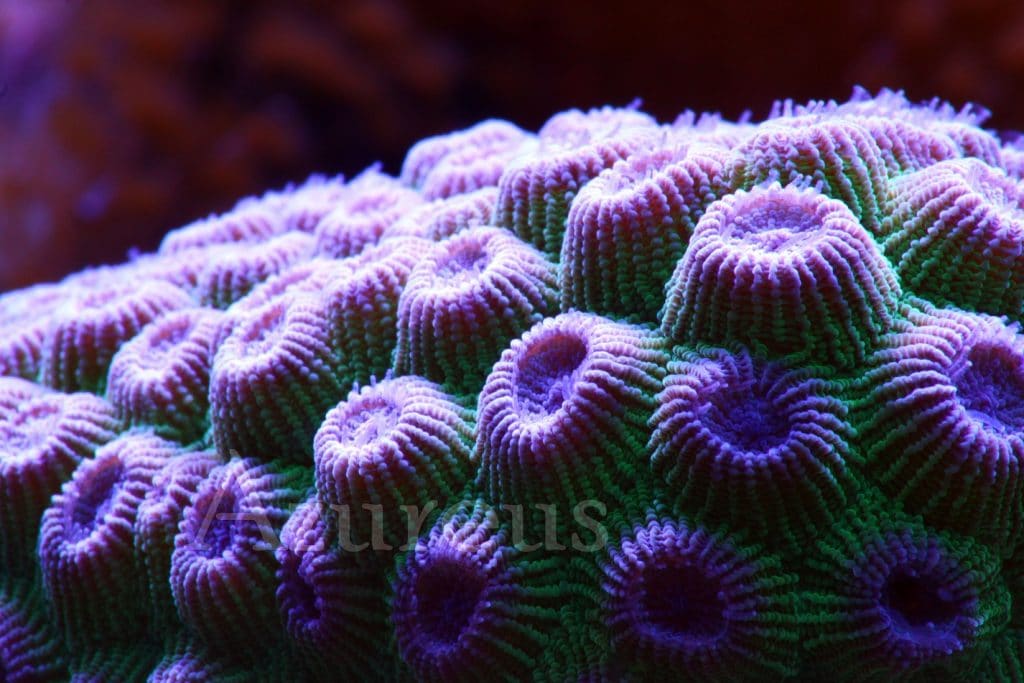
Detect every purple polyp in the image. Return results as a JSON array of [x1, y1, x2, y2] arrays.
[[412, 558, 486, 652], [640, 564, 727, 646], [67, 459, 123, 543], [953, 341, 1024, 434], [513, 331, 587, 421], [602, 518, 799, 678]]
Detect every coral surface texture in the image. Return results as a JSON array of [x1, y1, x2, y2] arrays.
[[3, 90, 1024, 682]]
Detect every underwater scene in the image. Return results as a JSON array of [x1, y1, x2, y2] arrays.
[[2, 2, 1024, 682]]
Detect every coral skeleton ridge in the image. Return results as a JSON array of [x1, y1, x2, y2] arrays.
[[2, 89, 1024, 681]]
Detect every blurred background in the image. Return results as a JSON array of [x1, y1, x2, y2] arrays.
[[2, 0, 1022, 291]]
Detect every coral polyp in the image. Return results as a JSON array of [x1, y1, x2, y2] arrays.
[[497, 109, 658, 258], [395, 226, 559, 394], [855, 304, 1024, 549], [0, 388, 121, 575], [882, 158, 1024, 316], [661, 183, 901, 367], [275, 496, 393, 682], [391, 501, 561, 683], [561, 144, 729, 321], [313, 170, 424, 258], [320, 236, 428, 385], [6, 90, 1024, 680], [107, 307, 223, 441], [38, 432, 175, 647], [195, 231, 315, 309], [210, 294, 340, 462], [805, 506, 1009, 681], [263, 175, 347, 234], [159, 203, 285, 255], [134, 450, 222, 634], [383, 187, 497, 241], [169, 457, 308, 658], [601, 517, 800, 681], [401, 119, 531, 201], [729, 117, 892, 232], [41, 280, 194, 393], [313, 377, 474, 551], [0, 283, 70, 381], [649, 346, 857, 550], [475, 312, 666, 509]]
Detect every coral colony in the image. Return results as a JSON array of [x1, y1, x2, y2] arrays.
[[4, 88, 1024, 683]]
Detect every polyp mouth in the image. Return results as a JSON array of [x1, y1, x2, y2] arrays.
[[639, 562, 728, 647], [412, 557, 487, 650], [513, 330, 588, 422]]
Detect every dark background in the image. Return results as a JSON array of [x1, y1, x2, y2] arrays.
[[2, 0, 1022, 291]]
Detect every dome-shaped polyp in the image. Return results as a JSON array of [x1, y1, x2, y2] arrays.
[[391, 501, 562, 683], [601, 517, 800, 682], [728, 117, 892, 233], [661, 183, 900, 369], [849, 115, 960, 174], [475, 312, 666, 511], [804, 509, 1008, 682], [215, 257, 354, 349], [313, 377, 474, 552], [0, 283, 71, 381], [194, 231, 315, 309], [313, 169, 424, 258], [930, 120, 1003, 167], [321, 237, 429, 387], [210, 293, 340, 462], [275, 496, 394, 682], [383, 187, 497, 242], [260, 174, 347, 234], [401, 119, 531, 200], [0, 386, 121, 576], [760, 90, 963, 175], [159, 203, 286, 254], [560, 144, 729, 321], [649, 345, 857, 552], [882, 159, 1024, 318], [41, 280, 194, 393], [854, 304, 1024, 550], [133, 450, 222, 634], [107, 307, 223, 442], [112, 249, 215, 294], [536, 105, 657, 145], [227, 257, 352, 315], [170, 457, 308, 659], [395, 226, 559, 395], [496, 126, 657, 259], [38, 432, 175, 648]]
